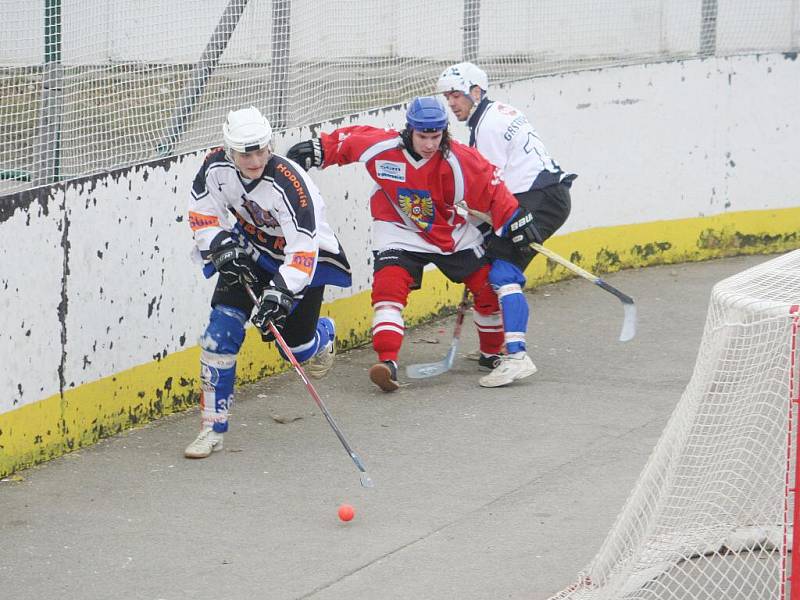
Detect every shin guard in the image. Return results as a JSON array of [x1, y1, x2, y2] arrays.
[[489, 259, 529, 354], [198, 305, 247, 433]]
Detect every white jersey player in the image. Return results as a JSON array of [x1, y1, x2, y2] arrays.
[[185, 106, 351, 458], [436, 62, 575, 387]]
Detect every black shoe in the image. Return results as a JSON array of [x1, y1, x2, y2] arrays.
[[478, 354, 503, 371], [369, 360, 399, 392]]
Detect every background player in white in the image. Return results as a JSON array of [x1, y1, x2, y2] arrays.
[[185, 107, 351, 458], [436, 62, 575, 387], [287, 97, 540, 392]]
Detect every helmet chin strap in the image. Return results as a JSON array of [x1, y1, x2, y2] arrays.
[[465, 89, 485, 119]]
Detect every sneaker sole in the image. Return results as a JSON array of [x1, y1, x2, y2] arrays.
[[369, 364, 399, 392], [515, 365, 538, 381], [306, 345, 336, 379], [479, 365, 538, 388], [184, 440, 224, 459]]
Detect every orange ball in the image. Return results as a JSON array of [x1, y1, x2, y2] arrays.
[[338, 504, 355, 522]]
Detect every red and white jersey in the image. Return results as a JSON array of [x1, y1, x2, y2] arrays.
[[468, 99, 567, 194], [319, 125, 519, 254], [189, 149, 348, 295]]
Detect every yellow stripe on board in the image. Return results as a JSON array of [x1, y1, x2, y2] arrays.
[[1, 207, 798, 477]]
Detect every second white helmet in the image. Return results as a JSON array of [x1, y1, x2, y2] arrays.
[[223, 106, 272, 154], [436, 62, 488, 96]]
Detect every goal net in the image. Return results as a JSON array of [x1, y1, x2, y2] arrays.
[[2, 0, 797, 194], [550, 250, 800, 600]]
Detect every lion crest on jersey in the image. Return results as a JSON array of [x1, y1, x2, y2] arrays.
[[397, 188, 434, 231]]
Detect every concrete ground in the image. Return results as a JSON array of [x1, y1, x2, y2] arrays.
[[0, 254, 775, 600]]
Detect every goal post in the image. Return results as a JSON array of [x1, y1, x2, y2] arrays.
[[550, 250, 800, 600]]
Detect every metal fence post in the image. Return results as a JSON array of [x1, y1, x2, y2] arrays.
[[268, 0, 291, 130], [156, 0, 250, 156], [463, 0, 480, 62], [700, 0, 718, 57], [34, 0, 64, 186]]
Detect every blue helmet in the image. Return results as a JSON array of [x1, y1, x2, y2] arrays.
[[406, 96, 448, 132]]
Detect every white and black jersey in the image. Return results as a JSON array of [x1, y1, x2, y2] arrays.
[[189, 149, 350, 295], [467, 98, 575, 194]]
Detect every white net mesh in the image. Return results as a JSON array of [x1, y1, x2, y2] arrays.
[[1, 0, 798, 194], [550, 250, 800, 600]]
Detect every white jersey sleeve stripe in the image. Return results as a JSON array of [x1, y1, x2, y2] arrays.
[[445, 153, 465, 206], [358, 137, 401, 163]]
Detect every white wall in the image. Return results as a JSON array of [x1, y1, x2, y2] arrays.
[[1, 52, 798, 415], [490, 55, 800, 232]]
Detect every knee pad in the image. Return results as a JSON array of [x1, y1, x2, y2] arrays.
[[464, 265, 499, 316], [200, 305, 248, 355], [488, 259, 526, 289]]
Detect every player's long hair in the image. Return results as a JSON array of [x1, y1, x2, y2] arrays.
[[399, 127, 451, 158]]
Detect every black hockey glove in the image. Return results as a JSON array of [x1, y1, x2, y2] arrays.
[[209, 236, 260, 288], [505, 209, 542, 255], [286, 139, 324, 171], [252, 284, 294, 341]]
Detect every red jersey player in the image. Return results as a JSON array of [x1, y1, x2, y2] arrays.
[[288, 97, 541, 392]]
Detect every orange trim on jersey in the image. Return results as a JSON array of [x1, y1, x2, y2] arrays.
[[288, 251, 316, 275], [188, 211, 220, 231]]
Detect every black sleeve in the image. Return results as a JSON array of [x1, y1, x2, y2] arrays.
[[270, 157, 317, 239], [191, 148, 228, 200]]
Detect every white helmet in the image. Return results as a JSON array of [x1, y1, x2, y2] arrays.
[[435, 62, 488, 97], [222, 106, 272, 154]]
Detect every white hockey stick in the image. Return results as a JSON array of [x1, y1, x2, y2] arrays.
[[461, 205, 637, 342], [406, 288, 470, 379], [528, 241, 637, 342]]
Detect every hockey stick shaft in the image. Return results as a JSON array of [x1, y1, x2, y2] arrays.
[[244, 284, 374, 488], [528, 242, 634, 304], [462, 205, 636, 341]]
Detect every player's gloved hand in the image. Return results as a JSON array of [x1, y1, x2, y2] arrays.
[[252, 284, 294, 341], [286, 139, 324, 171], [209, 235, 260, 287], [505, 208, 542, 254]]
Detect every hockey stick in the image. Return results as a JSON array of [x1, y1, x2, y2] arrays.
[[244, 284, 375, 489], [528, 241, 637, 342], [460, 205, 637, 342], [405, 288, 471, 379]]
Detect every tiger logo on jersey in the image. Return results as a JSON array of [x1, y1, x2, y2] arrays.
[[397, 188, 434, 231], [242, 197, 279, 228]]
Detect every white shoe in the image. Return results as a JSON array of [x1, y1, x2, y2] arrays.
[[304, 318, 336, 379], [184, 428, 224, 458], [479, 353, 537, 388]]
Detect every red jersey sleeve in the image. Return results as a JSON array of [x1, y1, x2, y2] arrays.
[[320, 125, 399, 167], [454, 144, 519, 233]]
